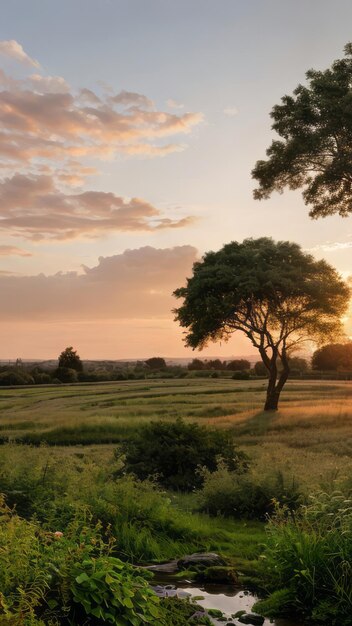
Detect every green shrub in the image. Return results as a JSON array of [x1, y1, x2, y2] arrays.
[[232, 370, 250, 380], [54, 367, 78, 383], [199, 463, 302, 519], [120, 418, 248, 491], [33, 372, 52, 384]]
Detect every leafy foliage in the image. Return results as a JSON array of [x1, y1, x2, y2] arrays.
[[0, 498, 167, 626], [121, 418, 248, 491], [70, 556, 161, 624], [252, 43, 352, 218]]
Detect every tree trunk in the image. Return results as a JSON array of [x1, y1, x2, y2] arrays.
[[263, 350, 290, 411], [264, 388, 280, 411]]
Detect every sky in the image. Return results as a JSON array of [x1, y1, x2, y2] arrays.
[[1, 0, 352, 360]]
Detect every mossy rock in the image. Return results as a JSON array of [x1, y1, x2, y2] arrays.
[[208, 608, 224, 618], [177, 552, 227, 571], [196, 565, 239, 585]]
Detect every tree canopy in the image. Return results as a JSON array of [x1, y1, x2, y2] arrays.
[[312, 342, 352, 371], [145, 357, 167, 370], [174, 238, 349, 410], [58, 346, 83, 372], [252, 43, 352, 218]]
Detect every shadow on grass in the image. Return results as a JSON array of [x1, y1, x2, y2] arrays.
[[232, 410, 278, 438]]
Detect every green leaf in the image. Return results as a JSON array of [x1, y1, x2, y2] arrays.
[[75, 572, 90, 584]]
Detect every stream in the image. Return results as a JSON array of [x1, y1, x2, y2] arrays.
[[152, 573, 303, 626]]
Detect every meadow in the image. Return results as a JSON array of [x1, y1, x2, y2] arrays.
[[0, 378, 351, 489]]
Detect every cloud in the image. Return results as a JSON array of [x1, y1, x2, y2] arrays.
[[223, 105, 238, 117], [0, 245, 198, 320], [0, 73, 203, 169], [0, 245, 32, 256], [167, 99, 184, 109], [308, 240, 352, 253], [0, 42, 203, 240], [29, 73, 70, 93], [110, 90, 154, 109], [0, 173, 195, 240], [0, 40, 40, 68]]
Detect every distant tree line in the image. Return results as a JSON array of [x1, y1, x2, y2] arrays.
[[1, 342, 352, 387]]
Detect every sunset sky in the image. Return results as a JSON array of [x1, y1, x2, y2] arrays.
[[1, 0, 352, 360]]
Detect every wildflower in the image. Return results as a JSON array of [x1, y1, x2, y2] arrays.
[[54, 531, 63, 539]]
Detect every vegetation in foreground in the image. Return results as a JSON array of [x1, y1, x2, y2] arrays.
[[0, 496, 213, 626], [0, 443, 264, 625]]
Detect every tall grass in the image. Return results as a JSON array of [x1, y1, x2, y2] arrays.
[[0, 443, 265, 568], [254, 490, 352, 624]]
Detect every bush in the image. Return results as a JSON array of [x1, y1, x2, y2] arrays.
[[33, 372, 52, 384], [254, 361, 268, 377], [54, 367, 79, 383], [199, 464, 302, 520], [120, 419, 248, 491], [232, 370, 250, 380]]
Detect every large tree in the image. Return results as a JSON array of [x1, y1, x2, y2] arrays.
[[252, 43, 352, 218], [173, 238, 349, 410]]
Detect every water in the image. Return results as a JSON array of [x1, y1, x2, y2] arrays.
[[153, 575, 302, 626]]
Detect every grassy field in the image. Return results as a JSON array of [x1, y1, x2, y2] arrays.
[[0, 378, 351, 489]]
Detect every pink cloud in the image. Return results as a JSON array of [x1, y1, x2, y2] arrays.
[[0, 73, 203, 168], [0, 44, 203, 241], [0, 246, 198, 320], [0, 245, 32, 256], [0, 174, 196, 240]]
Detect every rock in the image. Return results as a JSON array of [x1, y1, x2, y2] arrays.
[[177, 552, 227, 570], [152, 584, 176, 597], [151, 584, 191, 599], [237, 612, 265, 625], [144, 559, 179, 573], [190, 610, 207, 620], [196, 566, 239, 585]]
